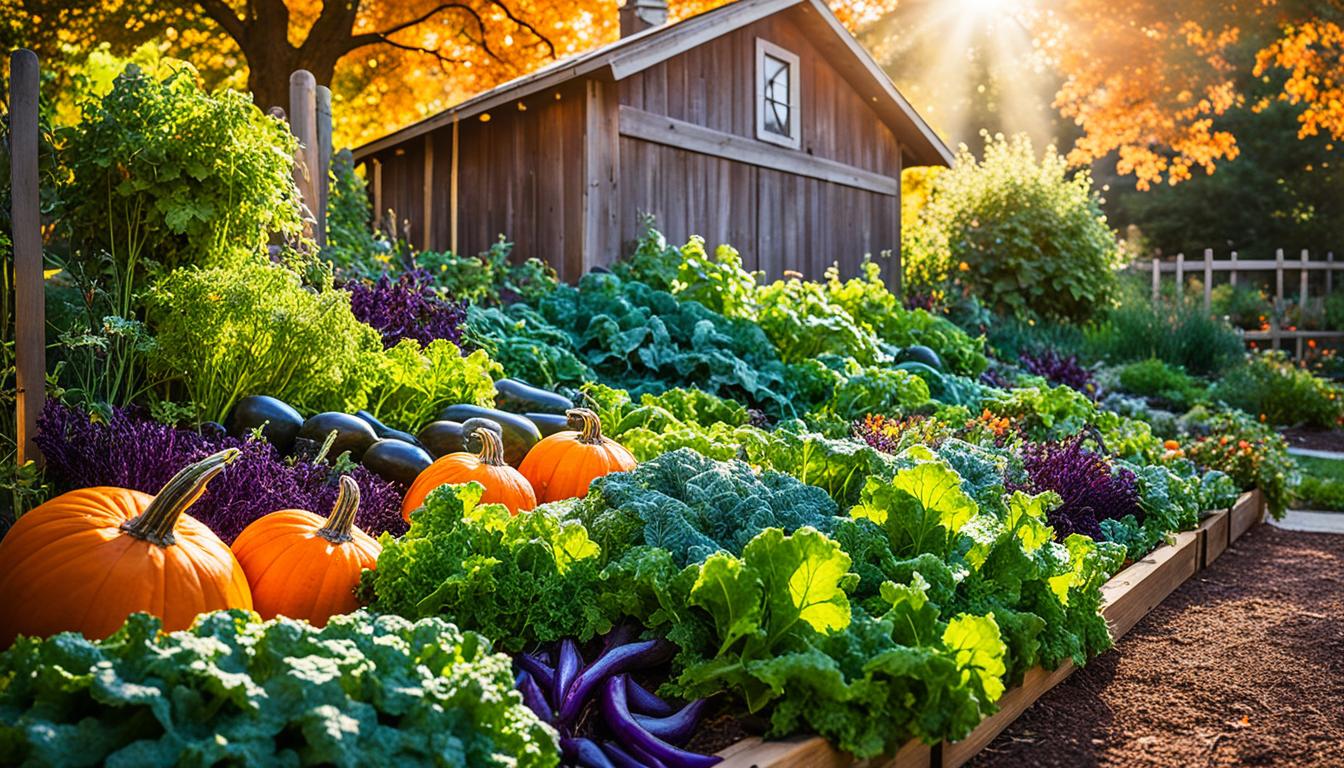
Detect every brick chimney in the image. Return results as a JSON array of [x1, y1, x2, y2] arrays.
[[620, 0, 668, 37]]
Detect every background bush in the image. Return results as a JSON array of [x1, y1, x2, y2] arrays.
[[1083, 281, 1245, 377], [1210, 351, 1344, 428], [904, 132, 1122, 323]]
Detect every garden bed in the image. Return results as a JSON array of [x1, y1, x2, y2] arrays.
[[714, 491, 1264, 768]]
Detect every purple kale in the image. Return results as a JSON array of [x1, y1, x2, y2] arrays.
[[1018, 349, 1096, 397], [1016, 435, 1141, 540], [36, 401, 409, 543], [344, 268, 468, 348]]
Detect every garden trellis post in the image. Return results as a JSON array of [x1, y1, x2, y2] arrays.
[[316, 85, 332, 248], [289, 70, 318, 241], [10, 49, 44, 467], [1175, 253, 1184, 302], [1203, 248, 1213, 314]]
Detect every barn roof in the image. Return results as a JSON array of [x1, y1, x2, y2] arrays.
[[352, 0, 953, 168]]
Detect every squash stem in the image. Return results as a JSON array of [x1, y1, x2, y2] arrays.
[[317, 475, 361, 543], [567, 408, 605, 445], [121, 449, 239, 547], [472, 426, 508, 466]]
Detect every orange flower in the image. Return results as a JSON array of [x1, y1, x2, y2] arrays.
[[1163, 439, 1181, 451]]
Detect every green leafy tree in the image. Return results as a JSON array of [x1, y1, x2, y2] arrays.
[[906, 133, 1122, 323]]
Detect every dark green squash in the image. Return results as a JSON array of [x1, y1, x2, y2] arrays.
[[493, 378, 573, 415], [362, 439, 433, 485], [437, 405, 541, 467], [226, 395, 304, 453], [298, 412, 379, 462]]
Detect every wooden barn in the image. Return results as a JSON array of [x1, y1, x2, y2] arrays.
[[351, 0, 952, 285]]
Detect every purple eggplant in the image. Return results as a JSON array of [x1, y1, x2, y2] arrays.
[[517, 671, 555, 724], [625, 678, 677, 717], [555, 638, 583, 709], [558, 639, 675, 724], [516, 652, 556, 691], [631, 699, 707, 746], [625, 742, 672, 768], [562, 737, 618, 768], [600, 742, 650, 768], [600, 676, 721, 768]]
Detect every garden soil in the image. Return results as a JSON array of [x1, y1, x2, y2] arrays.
[[974, 525, 1344, 768]]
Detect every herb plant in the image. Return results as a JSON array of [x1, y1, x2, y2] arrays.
[[344, 269, 468, 348]]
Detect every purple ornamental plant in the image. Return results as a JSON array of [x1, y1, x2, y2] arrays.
[[1016, 434, 1141, 540], [35, 401, 408, 543], [1018, 349, 1096, 397], [344, 268, 469, 348]]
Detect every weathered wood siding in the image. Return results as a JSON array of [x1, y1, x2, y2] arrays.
[[366, 80, 591, 279], [615, 8, 902, 280], [364, 6, 905, 285]]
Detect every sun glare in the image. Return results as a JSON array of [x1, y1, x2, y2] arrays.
[[958, 0, 1015, 18]]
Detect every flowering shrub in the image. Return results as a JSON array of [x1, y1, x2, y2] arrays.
[[345, 269, 468, 349], [1210, 350, 1344, 428], [35, 401, 408, 543], [1182, 410, 1294, 516], [1017, 435, 1142, 539]]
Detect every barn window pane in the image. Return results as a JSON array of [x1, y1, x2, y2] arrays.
[[762, 53, 791, 137]]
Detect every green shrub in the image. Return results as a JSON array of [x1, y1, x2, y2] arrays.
[[324, 148, 392, 274], [416, 238, 558, 306], [148, 258, 384, 422], [1210, 351, 1344, 428], [984, 316, 1089, 364], [1116, 359, 1207, 411], [1291, 456, 1344, 511], [904, 132, 1122, 323], [1210, 284, 1271, 329], [1084, 283, 1244, 377]]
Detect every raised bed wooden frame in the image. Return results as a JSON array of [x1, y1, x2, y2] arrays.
[[713, 490, 1265, 768]]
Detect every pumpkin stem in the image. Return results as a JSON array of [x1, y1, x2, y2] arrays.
[[121, 449, 239, 547], [317, 475, 361, 543], [471, 425, 508, 466], [567, 408, 605, 445]]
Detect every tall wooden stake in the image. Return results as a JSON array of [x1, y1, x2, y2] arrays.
[[10, 50, 44, 467], [289, 70, 318, 239], [315, 85, 332, 248]]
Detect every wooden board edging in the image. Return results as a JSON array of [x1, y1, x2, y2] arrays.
[[1228, 490, 1265, 544], [714, 494, 1251, 768], [1197, 509, 1230, 568]]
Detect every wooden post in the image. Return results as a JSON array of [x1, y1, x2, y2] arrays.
[[1175, 253, 1184, 302], [315, 85, 332, 249], [1229, 251, 1238, 287], [1329, 252, 1335, 294], [422, 133, 434, 250], [289, 70, 318, 237], [1203, 248, 1213, 314], [10, 50, 44, 467], [1300, 249, 1310, 359], [1151, 257, 1160, 304], [450, 114, 459, 254], [372, 158, 383, 232], [1275, 248, 1285, 310]]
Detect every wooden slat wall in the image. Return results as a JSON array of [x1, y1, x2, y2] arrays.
[[615, 8, 901, 279], [366, 6, 904, 284]]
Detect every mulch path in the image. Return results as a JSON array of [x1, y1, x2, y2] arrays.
[[973, 525, 1344, 768], [1279, 426, 1344, 453]]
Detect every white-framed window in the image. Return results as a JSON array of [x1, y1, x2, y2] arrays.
[[755, 38, 800, 149]]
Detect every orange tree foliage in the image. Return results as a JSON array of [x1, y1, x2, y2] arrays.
[[1037, 0, 1344, 188]]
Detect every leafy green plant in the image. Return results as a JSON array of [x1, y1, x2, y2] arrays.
[[0, 610, 559, 767], [1084, 285, 1245, 377], [1116, 359, 1208, 411], [147, 259, 384, 422], [1211, 283, 1272, 330], [904, 133, 1121, 323], [362, 482, 616, 650], [1181, 407, 1294, 516], [363, 338, 499, 431], [417, 238, 558, 306], [1290, 455, 1344, 511], [1210, 351, 1344, 428], [323, 148, 392, 273], [60, 63, 302, 294]]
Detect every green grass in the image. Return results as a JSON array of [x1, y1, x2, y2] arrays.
[[1290, 454, 1344, 511]]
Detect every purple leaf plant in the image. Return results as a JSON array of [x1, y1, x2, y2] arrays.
[[344, 268, 468, 349]]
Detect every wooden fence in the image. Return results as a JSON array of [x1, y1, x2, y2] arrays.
[[1132, 248, 1342, 358], [4, 51, 334, 466]]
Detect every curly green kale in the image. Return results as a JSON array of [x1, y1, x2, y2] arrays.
[[362, 482, 615, 649], [572, 447, 839, 566], [0, 610, 558, 768]]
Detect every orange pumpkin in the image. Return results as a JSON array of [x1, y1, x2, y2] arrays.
[[231, 475, 380, 626], [518, 408, 636, 502], [402, 420, 537, 518], [0, 450, 252, 647]]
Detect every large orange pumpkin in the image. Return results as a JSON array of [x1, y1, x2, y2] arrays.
[[518, 408, 636, 502], [402, 419, 537, 518], [0, 449, 252, 647], [231, 475, 380, 626]]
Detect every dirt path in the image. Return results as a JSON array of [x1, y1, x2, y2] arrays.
[[973, 525, 1344, 768]]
